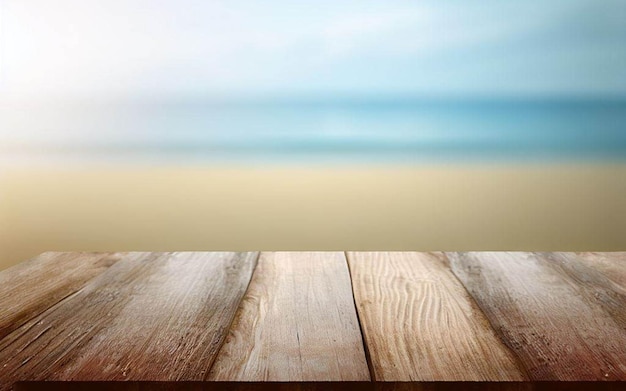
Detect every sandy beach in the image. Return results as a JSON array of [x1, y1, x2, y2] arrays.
[[1, 163, 624, 271]]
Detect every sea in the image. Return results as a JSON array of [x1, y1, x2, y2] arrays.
[[2, 97, 626, 165]]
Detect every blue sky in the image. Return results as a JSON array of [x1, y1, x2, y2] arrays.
[[1, 0, 625, 98]]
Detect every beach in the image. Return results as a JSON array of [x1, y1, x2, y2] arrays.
[[2, 163, 625, 271]]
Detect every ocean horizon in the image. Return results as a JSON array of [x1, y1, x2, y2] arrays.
[[2, 97, 626, 165]]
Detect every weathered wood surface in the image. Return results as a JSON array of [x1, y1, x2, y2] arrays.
[[0, 252, 122, 340], [346, 252, 527, 382], [575, 251, 626, 292], [12, 381, 626, 391], [209, 251, 370, 381], [447, 251, 626, 381], [0, 251, 625, 390], [0, 252, 258, 390]]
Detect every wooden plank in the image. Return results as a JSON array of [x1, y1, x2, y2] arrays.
[[575, 252, 626, 290], [208, 251, 370, 381], [447, 251, 626, 381], [542, 252, 626, 330], [0, 252, 122, 340], [0, 252, 258, 390], [11, 382, 626, 391], [373, 382, 623, 391], [346, 252, 526, 382]]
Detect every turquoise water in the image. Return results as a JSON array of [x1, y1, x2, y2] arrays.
[[3, 98, 626, 163]]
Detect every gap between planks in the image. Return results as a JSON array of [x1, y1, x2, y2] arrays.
[[447, 251, 626, 381], [0, 252, 124, 340], [2, 251, 626, 389], [345, 250, 378, 382], [11, 381, 626, 391], [0, 252, 260, 389], [346, 252, 528, 382], [208, 251, 370, 381]]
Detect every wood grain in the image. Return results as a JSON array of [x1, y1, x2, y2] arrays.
[[575, 252, 626, 291], [541, 252, 626, 330], [2, 251, 625, 390], [0, 252, 258, 390], [373, 382, 624, 391], [0, 252, 121, 340], [209, 251, 370, 381], [447, 251, 626, 381], [346, 252, 526, 382], [11, 382, 626, 391]]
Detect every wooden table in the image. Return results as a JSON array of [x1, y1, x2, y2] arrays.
[[1, 252, 625, 391]]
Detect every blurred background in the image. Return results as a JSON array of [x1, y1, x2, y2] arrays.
[[1, 0, 625, 270]]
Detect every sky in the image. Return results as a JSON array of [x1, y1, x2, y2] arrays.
[[1, 0, 625, 99]]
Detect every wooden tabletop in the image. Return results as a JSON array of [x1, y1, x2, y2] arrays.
[[0, 252, 625, 391]]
